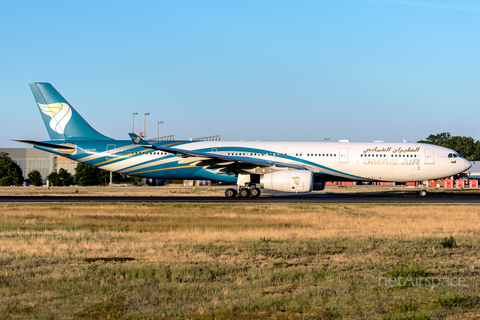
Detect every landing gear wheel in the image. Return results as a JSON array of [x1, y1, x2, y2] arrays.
[[419, 190, 427, 197], [225, 188, 237, 198], [239, 188, 250, 198], [250, 188, 261, 198]]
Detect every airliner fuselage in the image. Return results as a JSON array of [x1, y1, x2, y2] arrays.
[[33, 140, 470, 183], [16, 82, 471, 198]]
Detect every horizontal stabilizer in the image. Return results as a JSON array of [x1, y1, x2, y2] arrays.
[[12, 139, 76, 150]]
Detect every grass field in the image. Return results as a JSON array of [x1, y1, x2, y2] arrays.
[[1, 203, 480, 319], [1, 184, 480, 198]]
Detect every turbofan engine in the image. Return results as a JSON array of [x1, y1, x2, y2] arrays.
[[260, 170, 313, 193]]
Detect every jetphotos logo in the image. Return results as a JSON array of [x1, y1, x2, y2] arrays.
[[38, 103, 72, 134]]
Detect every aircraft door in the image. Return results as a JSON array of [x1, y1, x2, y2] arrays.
[[106, 144, 116, 160], [339, 148, 349, 163], [425, 148, 434, 164]]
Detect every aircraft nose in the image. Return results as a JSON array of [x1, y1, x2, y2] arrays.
[[464, 159, 472, 171]]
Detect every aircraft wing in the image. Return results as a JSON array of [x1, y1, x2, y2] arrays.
[[128, 133, 308, 171]]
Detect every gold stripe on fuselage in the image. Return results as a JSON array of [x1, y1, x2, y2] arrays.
[[129, 165, 192, 175]]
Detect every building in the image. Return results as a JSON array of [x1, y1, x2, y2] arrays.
[[0, 148, 77, 180]]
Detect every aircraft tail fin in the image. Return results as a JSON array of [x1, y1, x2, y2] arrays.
[[29, 82, 113, 141]]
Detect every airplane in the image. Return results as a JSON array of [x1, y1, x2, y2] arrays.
[[14, 82, 471, 198]]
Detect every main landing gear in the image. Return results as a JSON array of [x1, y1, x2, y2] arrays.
[[419, 189, 427, 197], [225, 184, 261, 198]]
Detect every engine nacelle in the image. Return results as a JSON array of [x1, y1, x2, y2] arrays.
[[313, 182, 326, 191], [260, 170, 313, 193]]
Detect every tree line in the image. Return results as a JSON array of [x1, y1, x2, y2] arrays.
[[0, 152, 135, 186], [417, 132, 480, 161]]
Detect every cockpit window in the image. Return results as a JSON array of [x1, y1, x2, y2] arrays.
[[448, 153, 459, 158]]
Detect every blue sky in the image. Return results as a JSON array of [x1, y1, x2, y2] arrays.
[[1, 0, 479, 147]]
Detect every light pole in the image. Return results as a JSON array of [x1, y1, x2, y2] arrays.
[[157, 121, 163, 139], [132, 113, 138, 133], [144, 113, 150, 139]]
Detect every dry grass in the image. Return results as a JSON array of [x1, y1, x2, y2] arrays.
[[1, 203, 479, 239], [1, 203, 480, 319], [0, 185, 228, 197], [2, 184, 472, 197]]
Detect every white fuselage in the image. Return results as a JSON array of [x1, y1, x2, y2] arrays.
[[88, 140, 471, 182]]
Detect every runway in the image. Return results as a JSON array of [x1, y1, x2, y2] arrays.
[[1, 194, 480, 204]]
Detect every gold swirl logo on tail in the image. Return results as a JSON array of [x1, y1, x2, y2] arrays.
[[38, 103, 72, 134]]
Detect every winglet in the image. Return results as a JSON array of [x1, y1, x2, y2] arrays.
[[128, 133, 149, 145]]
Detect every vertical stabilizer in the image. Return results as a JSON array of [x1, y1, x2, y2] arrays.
[[29, 82, 112, 141]]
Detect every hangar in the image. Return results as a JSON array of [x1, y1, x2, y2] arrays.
[[0, 148, 77, 180]]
